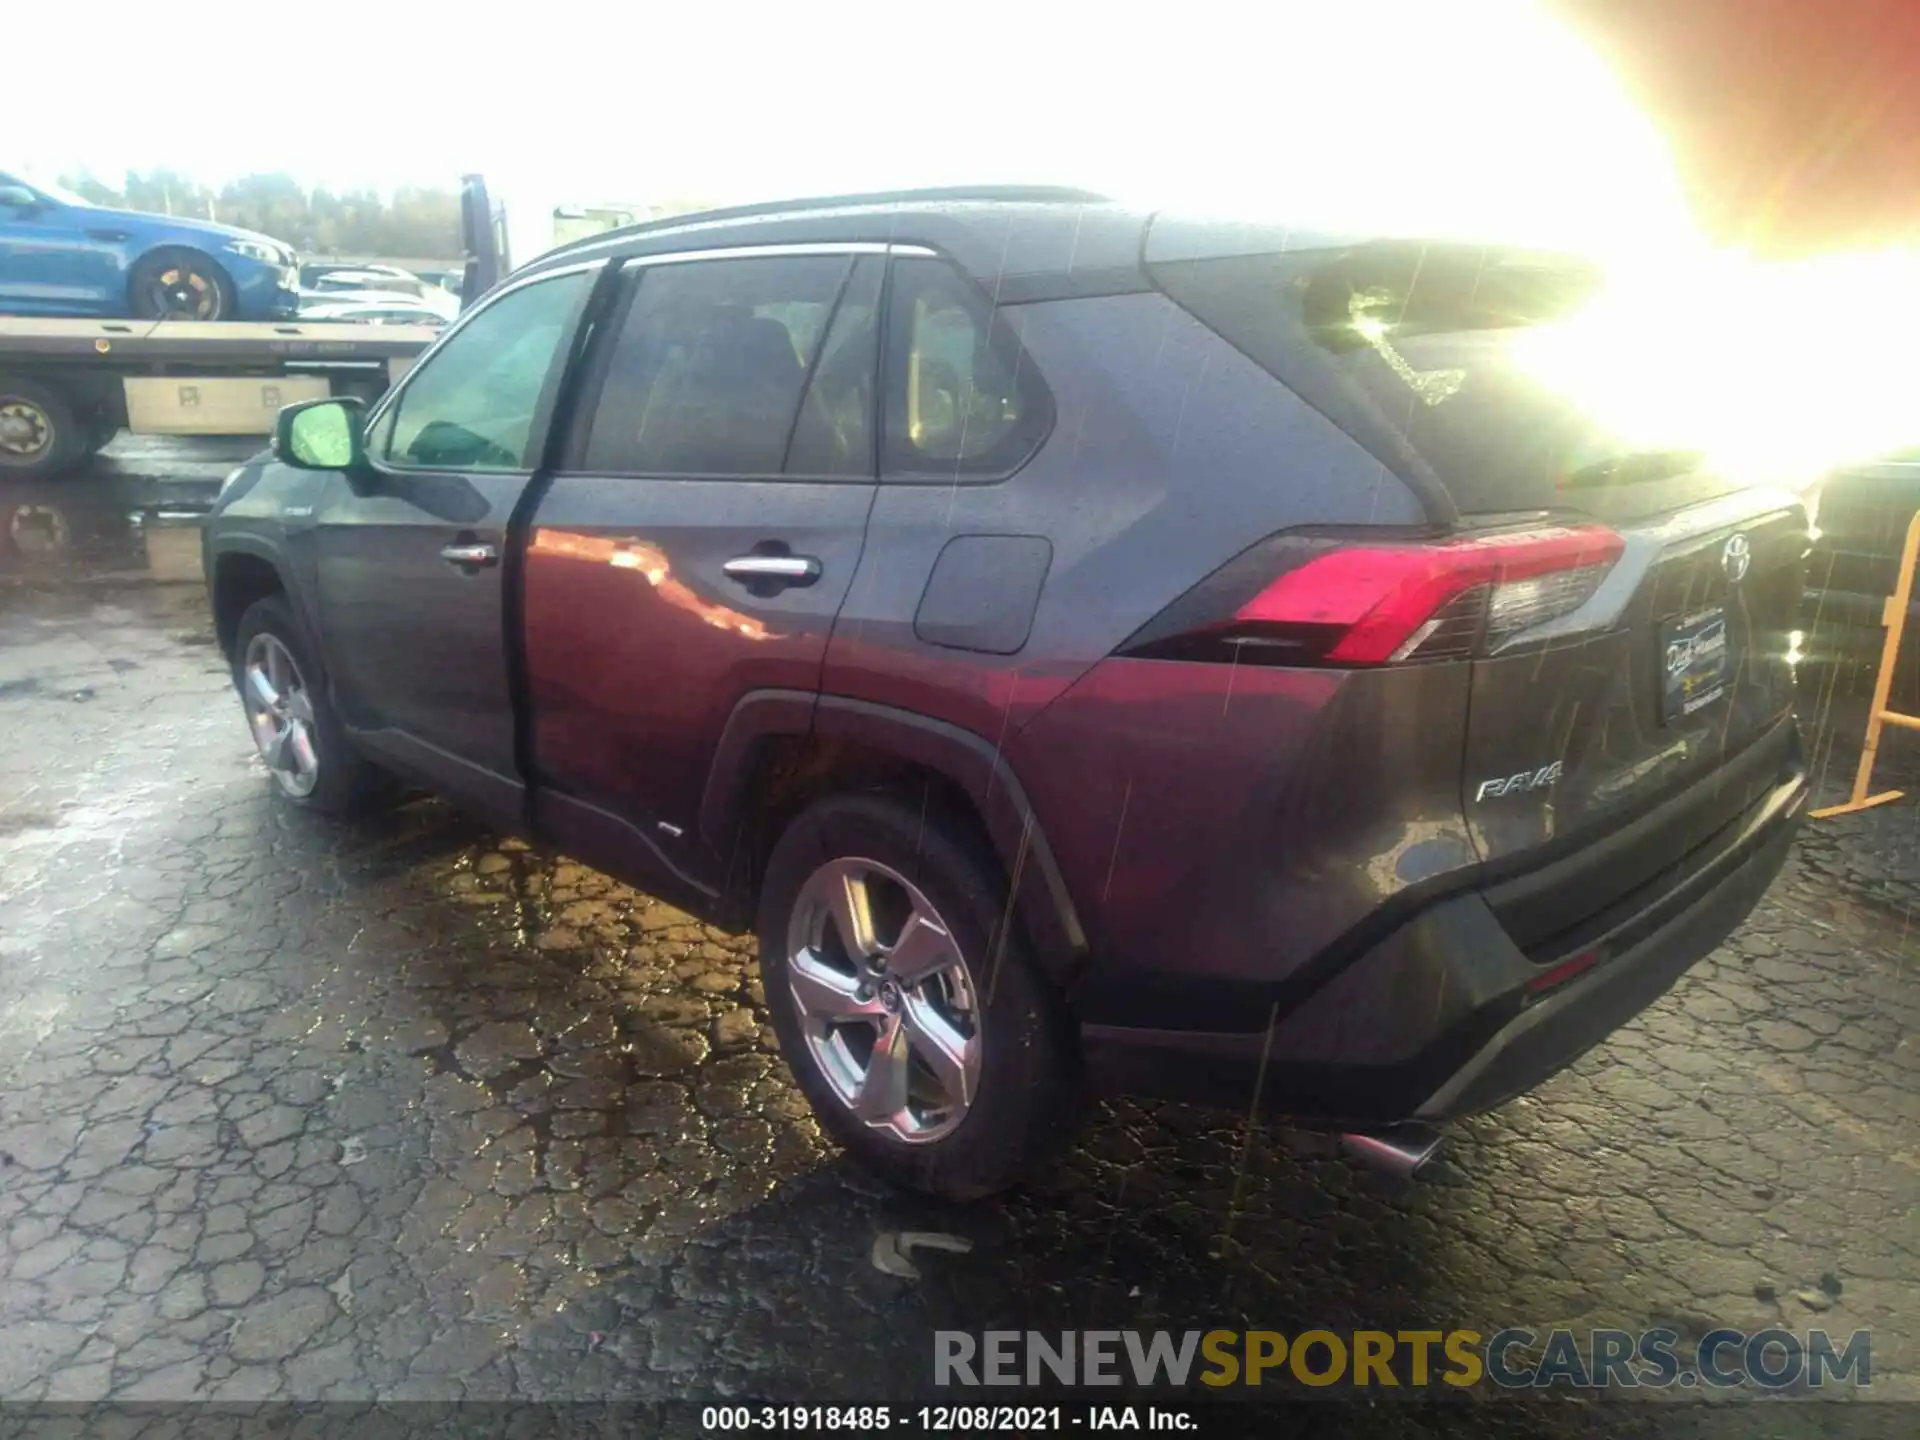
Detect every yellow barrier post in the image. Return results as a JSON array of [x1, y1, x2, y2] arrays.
[[1811, 508, 1920, 818]]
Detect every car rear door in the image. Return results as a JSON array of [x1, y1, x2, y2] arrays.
[[309, 260, 601, 828], [522, 247, 885, 897]]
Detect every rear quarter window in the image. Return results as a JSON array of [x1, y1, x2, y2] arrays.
[[882, 257, 1052, 482]]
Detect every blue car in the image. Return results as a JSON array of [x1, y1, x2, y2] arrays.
[[0, 173, 299, 322]]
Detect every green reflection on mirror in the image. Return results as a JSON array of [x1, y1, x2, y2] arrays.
[[287, 403, 356, 468]]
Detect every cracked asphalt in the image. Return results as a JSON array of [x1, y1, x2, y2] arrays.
[[0, 467, 1916, 1426]]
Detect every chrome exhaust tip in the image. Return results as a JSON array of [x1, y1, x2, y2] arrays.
[[1340, 1125, 1444, 1179]]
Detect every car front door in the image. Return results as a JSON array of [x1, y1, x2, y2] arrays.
[[523, 248, 885, 899], [309, 260, 601, 827], [0, 179, 103, 315]]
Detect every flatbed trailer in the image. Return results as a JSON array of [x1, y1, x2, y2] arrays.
[[0, 316, 441, 481]]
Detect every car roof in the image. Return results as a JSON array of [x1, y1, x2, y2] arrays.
[[520, 185, 1155, 303], [517, 186, 1598, 304]]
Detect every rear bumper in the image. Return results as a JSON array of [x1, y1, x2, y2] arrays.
[[1082, 738, 1807, 1125]]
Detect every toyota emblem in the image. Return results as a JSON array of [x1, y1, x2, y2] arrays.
[[1722, 533, 1751, 584]]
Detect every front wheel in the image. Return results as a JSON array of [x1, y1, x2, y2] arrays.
[[129, 247, 236, 321], [232, 595, 391, 816], [757, 793, 1079, 1199]]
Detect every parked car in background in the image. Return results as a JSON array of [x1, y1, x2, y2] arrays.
[[204, 188, 1809, 1199], [297, 285, 457, 322], [1803, 455, 1920, 656], [299, 262, 421, 291], [0, 172, 298, 321], [301, 265, 439, 301], [299, 297, 448, 328]]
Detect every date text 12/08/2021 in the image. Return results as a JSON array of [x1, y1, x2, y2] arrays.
[[701, 1406, 1193, 1431]]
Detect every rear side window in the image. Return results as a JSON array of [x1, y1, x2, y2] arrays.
[[581, 255, 860, 476], [882, 257, 1051, 482]]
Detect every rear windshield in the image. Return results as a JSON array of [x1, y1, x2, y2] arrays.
[[1148, 240, 1742, 521]]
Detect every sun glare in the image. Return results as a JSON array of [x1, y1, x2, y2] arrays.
[[23, 0, 1918, 485], [1082, 0, 1698, 261], [1515, 247, 1920, 490], [1079, 0, 1920, 490]]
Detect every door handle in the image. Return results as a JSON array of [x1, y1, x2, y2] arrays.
[[722, 554, 821, 587], [440, 541, 499, 568]]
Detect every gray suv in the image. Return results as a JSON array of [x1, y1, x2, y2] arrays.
[[204, 187, 1810, 1198]]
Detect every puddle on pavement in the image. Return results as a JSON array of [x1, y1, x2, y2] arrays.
[[0, 492, 207, 586], [294, 812, 832, 1322]]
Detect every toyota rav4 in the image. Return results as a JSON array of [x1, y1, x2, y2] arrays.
[[204, 187, 1810, 1198]]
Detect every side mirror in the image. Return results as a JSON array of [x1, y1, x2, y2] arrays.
[[274, 396, 368, 472]]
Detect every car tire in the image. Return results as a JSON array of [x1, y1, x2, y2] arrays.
[[757, 792, 1079, 1200], [128, 247, 236, 322], [0, 374, 87, 480], [232, 594, 392, 817]]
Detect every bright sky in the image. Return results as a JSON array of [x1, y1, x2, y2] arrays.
[[19, 0, 1913, 475], [9, 0, 1693, 256]]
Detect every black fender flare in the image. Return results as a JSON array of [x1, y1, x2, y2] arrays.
[[699, 691, 1090, 985], [206, 535, 326, 677]]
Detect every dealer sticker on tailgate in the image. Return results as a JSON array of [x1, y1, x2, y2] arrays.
[[1662, 606, 1730, 720]]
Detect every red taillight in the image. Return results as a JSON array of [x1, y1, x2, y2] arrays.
[[1124, 523, 1624, 668], [1241, 525, 1623, 663]]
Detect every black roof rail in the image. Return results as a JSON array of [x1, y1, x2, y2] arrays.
[[539, 184, 1114, 261]]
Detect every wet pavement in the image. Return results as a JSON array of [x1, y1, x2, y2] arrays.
[[0, 449, 1917, 1428]]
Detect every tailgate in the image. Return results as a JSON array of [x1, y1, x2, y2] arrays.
[[1464, 493, 1807, 890]]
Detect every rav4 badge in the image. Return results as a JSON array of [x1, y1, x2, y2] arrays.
[[1475, 761, 1564, 802]]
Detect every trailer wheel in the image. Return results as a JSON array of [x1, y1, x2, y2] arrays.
[[0, 375, 87, 481]]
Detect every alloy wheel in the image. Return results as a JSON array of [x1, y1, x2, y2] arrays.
[[146, 263, 223, 321], [243, 633, 320, 797], [784, 856, 983, 1144]]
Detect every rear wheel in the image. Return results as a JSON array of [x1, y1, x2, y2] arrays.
[[757, 794, 1078, 1199], [0, 375, 86, 481], [129, 247, 235, 321], [233, 595, 391, 816]]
